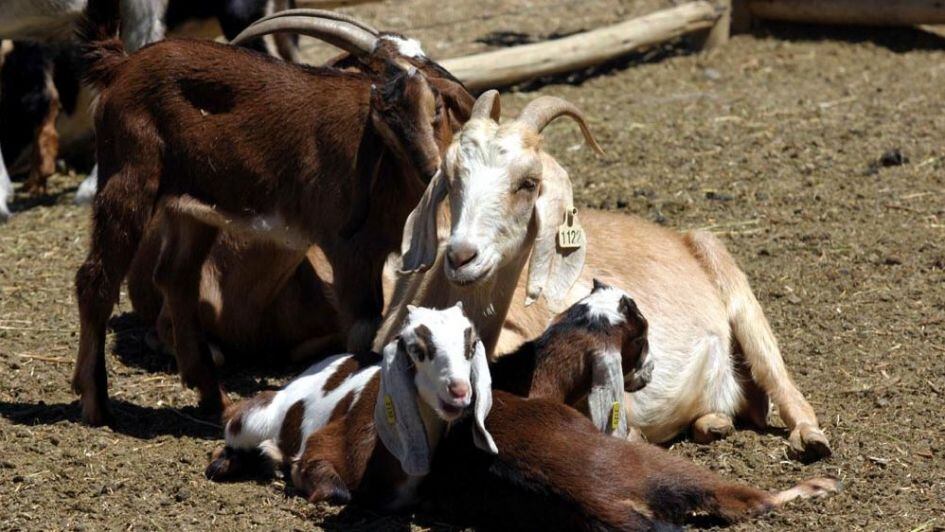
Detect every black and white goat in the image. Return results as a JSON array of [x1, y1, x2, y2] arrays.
[[206, 303, 496, 509]]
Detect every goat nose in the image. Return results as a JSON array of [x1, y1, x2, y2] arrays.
[[447, 242, 479, 269], [448, 380, 470, 400]]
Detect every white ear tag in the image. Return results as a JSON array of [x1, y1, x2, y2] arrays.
[[557, 208, 584, 250]]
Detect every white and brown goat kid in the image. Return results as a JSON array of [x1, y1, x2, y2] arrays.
[[490, 280, 652, 438], [395, 90, 830, 460], [207, 303, 496, 509]]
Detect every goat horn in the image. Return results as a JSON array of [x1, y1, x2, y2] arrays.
[[230, 16, 377, 57], [517, 96, 604, 155], [240, 8, 379, 35], [470, 90, 501, 122]]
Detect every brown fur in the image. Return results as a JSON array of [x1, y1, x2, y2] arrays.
[[423, 390, 836, 530], [278, 400, 305, 459], [72, 0, 473, 425], [122, 58, 471, 371], [22, 64, 59, 196], [291, 375, 413, 508]]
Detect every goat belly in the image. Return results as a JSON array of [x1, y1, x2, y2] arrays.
[[225, 352, 380, 459]]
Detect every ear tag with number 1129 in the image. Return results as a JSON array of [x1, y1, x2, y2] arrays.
[[557, 208, 584, 249]]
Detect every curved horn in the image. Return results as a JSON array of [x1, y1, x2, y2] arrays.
[[230, 16, 377, 57], [470, 89, 501, 122], [240, 8, 379, 35], [517, 96, 604, 155]]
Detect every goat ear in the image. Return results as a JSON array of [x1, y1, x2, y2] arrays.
[[428, 77, 474, 124], [374, 340, 431, 476], [401, 169, 447, 273], [470, 340, 498, 454], [587, 351, 629, 438], [525, 157, 585, 310], [340, 119, 384, 238]]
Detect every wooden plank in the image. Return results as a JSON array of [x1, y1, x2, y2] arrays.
[[694, 0, 732, 49], [441, 2, 722, 92], [748, 0, 945, 26]]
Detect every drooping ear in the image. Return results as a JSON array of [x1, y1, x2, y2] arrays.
[[428, 77, 475, 124], [525, 157, 586, 310], [340, 115, 384, 238], [619, 295, 652, 392], [587, 350, 629, 438], [374, 338, 431, 476], [469, 340, 498, 454], [401, 169, 448, 272]]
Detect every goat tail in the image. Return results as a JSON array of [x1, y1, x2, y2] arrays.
[[683, 230, 829, 458], [77, 0, 126, 89]]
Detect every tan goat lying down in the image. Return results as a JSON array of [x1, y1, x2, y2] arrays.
[[391, 90, 830, 460]]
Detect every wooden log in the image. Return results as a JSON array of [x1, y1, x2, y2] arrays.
[[441, 2, 722, 92], [694, 0, 731, 50], [747, 0, 945, 26], [294, 0, 382, 9]]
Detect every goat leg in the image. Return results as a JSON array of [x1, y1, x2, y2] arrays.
[[685, 230, 830, 460], [152, 211, 227, 414], [292, 459, 352, 505], [73, 170, 153, 425], [23, 61, 59, 196], [332, 255, 384, 353]]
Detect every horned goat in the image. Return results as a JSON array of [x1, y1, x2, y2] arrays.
[[396, 90, 830, 460], [122, 12, 473, 365], [72, 1, 472, 425], [206, 303, 497, 510]]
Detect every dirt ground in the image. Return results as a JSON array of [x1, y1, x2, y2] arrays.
[[2, 0, 944, 530]]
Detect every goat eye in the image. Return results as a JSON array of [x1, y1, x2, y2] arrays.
[[516, 178, 537, 192]]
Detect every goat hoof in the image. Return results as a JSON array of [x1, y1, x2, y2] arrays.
[[79, 396, 113, 427], [788, 424, 832, 462], [197, 389, 229, 418], [691, 413, 734, 444]]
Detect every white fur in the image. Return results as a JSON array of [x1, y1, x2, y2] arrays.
[[381, 35, 425, 58], [402, 304, 476, 418], [0, 153, 12, 222], [582, 286, 628, 326], [225, 353, 379, 457], [74, 168, 98, 205]]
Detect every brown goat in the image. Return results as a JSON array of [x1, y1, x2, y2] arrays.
[[123, 25, 472, 365], [72, 1, 472, 425], [491, 279, 651, 438], [422, 391, 837, 531]]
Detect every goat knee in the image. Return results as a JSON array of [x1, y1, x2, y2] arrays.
[[691, 413, 734, 444], [293, 460, 351, 505]]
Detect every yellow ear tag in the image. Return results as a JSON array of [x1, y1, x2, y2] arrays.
[[557, 208, 584, 250], [610, 401, 621, 431], [384, 395, 396, 425]]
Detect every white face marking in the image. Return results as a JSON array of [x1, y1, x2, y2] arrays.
[[382, 35, 425, 58], [443, 120, 541, 285], [402, 304, 476, 421], [581, 285, 631, 326]]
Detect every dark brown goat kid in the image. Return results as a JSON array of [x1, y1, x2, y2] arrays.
[[422, 284, 837, 530], [72, 0, 473, 425]]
